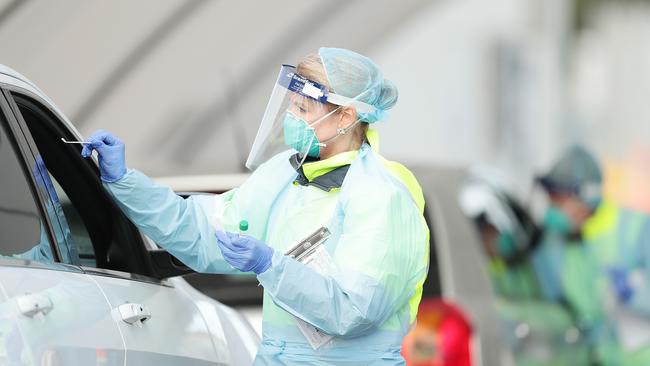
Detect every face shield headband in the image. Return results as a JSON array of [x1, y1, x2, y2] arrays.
[[246, 65, 376, 170]]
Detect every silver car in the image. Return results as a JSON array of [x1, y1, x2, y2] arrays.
[[0, 64, 259, 365]]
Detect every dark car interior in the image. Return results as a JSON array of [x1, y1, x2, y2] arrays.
[[9, 92, 187, 280]]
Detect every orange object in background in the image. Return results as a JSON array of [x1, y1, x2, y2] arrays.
[[402, 298, 473, 366], [602, 147, 650, 213]]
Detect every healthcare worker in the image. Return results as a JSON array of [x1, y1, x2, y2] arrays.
[[459, 176, 541, 300], [585, 200, 650, 365], [81, 48, 430, 365], [531, 145, 620, 365], [459, 175, 594, 366]]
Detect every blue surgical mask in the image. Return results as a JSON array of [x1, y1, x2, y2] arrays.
[[283, 111, 320, 158]]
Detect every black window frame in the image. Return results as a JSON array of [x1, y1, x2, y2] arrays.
[[2, 86, 168, 286]]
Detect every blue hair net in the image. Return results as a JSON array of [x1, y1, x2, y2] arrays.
[[538, 145, 603, 207], [319, 47, 398, 123]]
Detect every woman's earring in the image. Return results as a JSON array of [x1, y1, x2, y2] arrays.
[[336, 127, 346, 135]]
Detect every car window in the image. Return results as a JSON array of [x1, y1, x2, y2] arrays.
[[48, 173, 96, 267], [0, 110, 54, 263], [10, 93, 153, 277]]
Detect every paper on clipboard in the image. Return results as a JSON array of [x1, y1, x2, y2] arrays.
[[284, 227, 336, 349]]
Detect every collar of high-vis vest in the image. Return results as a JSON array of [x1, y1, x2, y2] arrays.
[[291, 128, 380, 191]]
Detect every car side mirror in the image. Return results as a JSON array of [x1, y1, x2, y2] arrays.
[[148, 249, 194, 279]]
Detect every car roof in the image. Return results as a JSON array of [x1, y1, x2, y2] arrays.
[[155, 173, 250, 193], [0, 63, 83, 139]]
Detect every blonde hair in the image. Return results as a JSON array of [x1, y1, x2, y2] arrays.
[[297, 54, 369, 146], [297, 54, 329, 88]]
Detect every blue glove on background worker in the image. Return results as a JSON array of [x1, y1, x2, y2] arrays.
[[81, 130, 127, 183], [215, 231, 274, 274], [608, 267, 633, 304]]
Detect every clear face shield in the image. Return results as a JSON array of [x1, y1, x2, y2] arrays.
[[246, 65, 375, 171]]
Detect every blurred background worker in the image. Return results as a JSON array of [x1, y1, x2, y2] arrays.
[[459, 171, 541, 301], [531, 145, 620, 365], [585, 197, 650, 364], [460, 168, 594, 366]]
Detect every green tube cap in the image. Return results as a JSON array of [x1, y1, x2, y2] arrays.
[[239, 220, 249, 232]]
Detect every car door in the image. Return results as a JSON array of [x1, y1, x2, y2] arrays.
[[4, 88, 231, 365], [0, 90, 125, 365]]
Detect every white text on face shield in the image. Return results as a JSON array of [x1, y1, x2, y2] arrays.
[[302, 82, 324, 99]]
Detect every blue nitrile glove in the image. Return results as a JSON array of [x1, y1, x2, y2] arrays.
[[215, 231, 274, 274], [609, 267, 633, 304], [81, 130, 127, 183]]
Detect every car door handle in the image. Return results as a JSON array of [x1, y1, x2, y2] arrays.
[[16, 293, 53, 318], [117, 303, 151, 327]]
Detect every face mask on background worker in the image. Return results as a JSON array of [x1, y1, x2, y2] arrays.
[[537, 145, 604, 234]]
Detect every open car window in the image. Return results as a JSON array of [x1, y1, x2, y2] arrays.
[[8, 91, 156, 278]]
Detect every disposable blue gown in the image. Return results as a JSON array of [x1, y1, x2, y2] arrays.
[[103, 144, 429, 365]]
